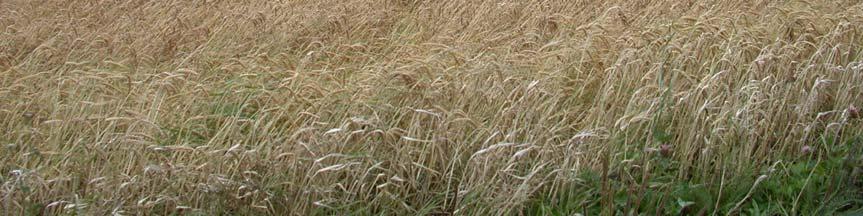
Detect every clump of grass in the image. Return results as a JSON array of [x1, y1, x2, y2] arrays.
[[2, 0, 863, 215], [525, 135, 863, 215]]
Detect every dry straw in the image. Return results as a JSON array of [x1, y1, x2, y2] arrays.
[[1, 0, 862, 214]]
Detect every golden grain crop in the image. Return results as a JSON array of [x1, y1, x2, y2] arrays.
[[2, 0, 863, 215]]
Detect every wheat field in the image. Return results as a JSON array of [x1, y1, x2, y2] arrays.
[[2, 0, 863, 215]]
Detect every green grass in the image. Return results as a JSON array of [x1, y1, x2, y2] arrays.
[[524, 136, 863, 215]]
